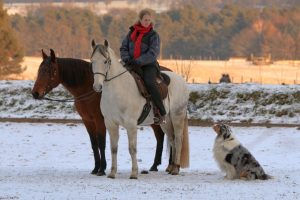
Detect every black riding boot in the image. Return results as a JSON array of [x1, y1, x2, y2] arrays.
[[141, 63, 166, 121]]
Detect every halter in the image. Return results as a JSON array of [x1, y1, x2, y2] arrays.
[[39, 58, 96, 102], [92, 52, 128, 82], [38, 59, 59, 94]]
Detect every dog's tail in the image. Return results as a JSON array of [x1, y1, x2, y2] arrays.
[[260, 173, 273, 180]]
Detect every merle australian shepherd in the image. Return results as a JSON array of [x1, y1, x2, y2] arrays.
[[213, 123, 271, 180]]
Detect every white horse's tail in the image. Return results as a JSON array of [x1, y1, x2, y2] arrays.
[[180, 113, 190, 168]]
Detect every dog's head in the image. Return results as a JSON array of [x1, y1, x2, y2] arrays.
[[213, 123, 233, 140]]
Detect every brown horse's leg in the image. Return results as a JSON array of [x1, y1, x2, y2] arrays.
[[96, 123, 107, 176], [89, 134, 101, 174], [82, 120, 101, 175], [149, 124, 165, 171]]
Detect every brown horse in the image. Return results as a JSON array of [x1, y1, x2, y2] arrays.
[[31, 49, 165, 175]]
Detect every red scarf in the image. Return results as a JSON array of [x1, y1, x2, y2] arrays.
[[130, 23, 153, 59]]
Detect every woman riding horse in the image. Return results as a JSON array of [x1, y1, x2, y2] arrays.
[[120, 9, 166, 124]]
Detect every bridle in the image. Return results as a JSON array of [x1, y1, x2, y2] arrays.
[[38, 60, 97, 102], [92, 53, 128, 82]]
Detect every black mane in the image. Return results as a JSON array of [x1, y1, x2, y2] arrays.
[[57, 58, 92, 87]]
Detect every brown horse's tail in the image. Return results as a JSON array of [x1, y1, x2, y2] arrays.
[[180, 114, 190, 168]]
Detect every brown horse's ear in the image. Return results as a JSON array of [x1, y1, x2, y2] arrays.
[[41, 49, 47, 60], [50, 49, 56, 63], [104, 39, 109, 49], [91, 39, 96, 49]]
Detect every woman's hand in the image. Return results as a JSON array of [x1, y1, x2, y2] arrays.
[[127, 59, 139, 67]]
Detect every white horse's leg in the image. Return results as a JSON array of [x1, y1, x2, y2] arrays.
[[170, 112, 186, 175], [160, 116, 175, 173], [126, 126, 138, 179], [107, 124, 119, 179]]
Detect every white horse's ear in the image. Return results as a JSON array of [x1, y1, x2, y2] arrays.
[[104, 39, 109, 49], [41, 49, 47, 60], [50, 49, 56, 63], [91, 39, 96, 49]]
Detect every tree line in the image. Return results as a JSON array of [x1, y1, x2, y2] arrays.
[[2, 2, 300, 77], [0, 1, 23, 78], [9, 5, 300, 60]]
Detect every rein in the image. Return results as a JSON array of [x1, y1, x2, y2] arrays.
[[42, 90, 96, 102], [105, 70, 128, 81]]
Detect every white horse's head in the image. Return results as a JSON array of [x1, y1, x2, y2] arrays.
[[90, 39, 111, 92]]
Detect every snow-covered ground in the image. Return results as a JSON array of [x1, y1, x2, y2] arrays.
[[1, 123, 300, 200]]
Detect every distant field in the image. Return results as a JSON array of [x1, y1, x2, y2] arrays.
[[159, 59, 300, 84], [11, 57, 300, 84]]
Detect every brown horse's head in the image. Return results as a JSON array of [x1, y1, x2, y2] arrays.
[[31, 49, 60, 99]]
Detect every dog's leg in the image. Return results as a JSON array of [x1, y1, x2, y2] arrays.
[[225, 164, 237, 179]]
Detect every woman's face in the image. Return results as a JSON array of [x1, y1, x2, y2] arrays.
[[140, 14, 152, 28]]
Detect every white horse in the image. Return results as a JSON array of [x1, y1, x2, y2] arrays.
[[90, 40, 189, 179]]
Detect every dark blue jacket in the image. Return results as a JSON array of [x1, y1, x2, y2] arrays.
[[120, 26, 160, 66]]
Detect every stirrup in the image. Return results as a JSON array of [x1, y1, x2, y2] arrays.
[[153, 115, 166, 125]]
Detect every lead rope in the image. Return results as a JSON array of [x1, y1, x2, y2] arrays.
[[42, 90, 96, 102]]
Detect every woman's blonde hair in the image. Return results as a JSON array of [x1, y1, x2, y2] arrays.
[[138, 9, 152, 20]]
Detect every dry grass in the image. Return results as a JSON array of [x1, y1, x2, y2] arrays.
[[8, 57, 300, 84], [159, 59, 300, 84]]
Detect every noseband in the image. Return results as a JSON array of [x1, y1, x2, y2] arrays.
[[93, 55, 127, 82], [93, 57, 111, 80]]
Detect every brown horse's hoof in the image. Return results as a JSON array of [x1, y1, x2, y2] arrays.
[[107, 174, 115, 179], [97, 171, 106, 176], [141, 170, 149, 174], [91, 169, 99, 175], [149, 166, 158, 171]]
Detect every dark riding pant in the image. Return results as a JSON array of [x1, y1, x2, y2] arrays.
[[140, 62, 166, 116]]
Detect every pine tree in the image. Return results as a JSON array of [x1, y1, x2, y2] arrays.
[[0, 1, 24, 79]]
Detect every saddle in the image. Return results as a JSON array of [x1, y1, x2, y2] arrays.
[[130, 71, 170, 100], [129, 69, 171, 125]]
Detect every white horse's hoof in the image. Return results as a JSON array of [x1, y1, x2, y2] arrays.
[[171, 165, 180, 175], [130, 175, 138, 179], [107, 174, 115, 179], [171, 171, 179, 175], [165, 164, 173, 173]]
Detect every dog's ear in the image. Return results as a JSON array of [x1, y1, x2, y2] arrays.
[[223, 132, 231, 140], [220, 124, 231, 140], [222, 130, 231, 140]]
